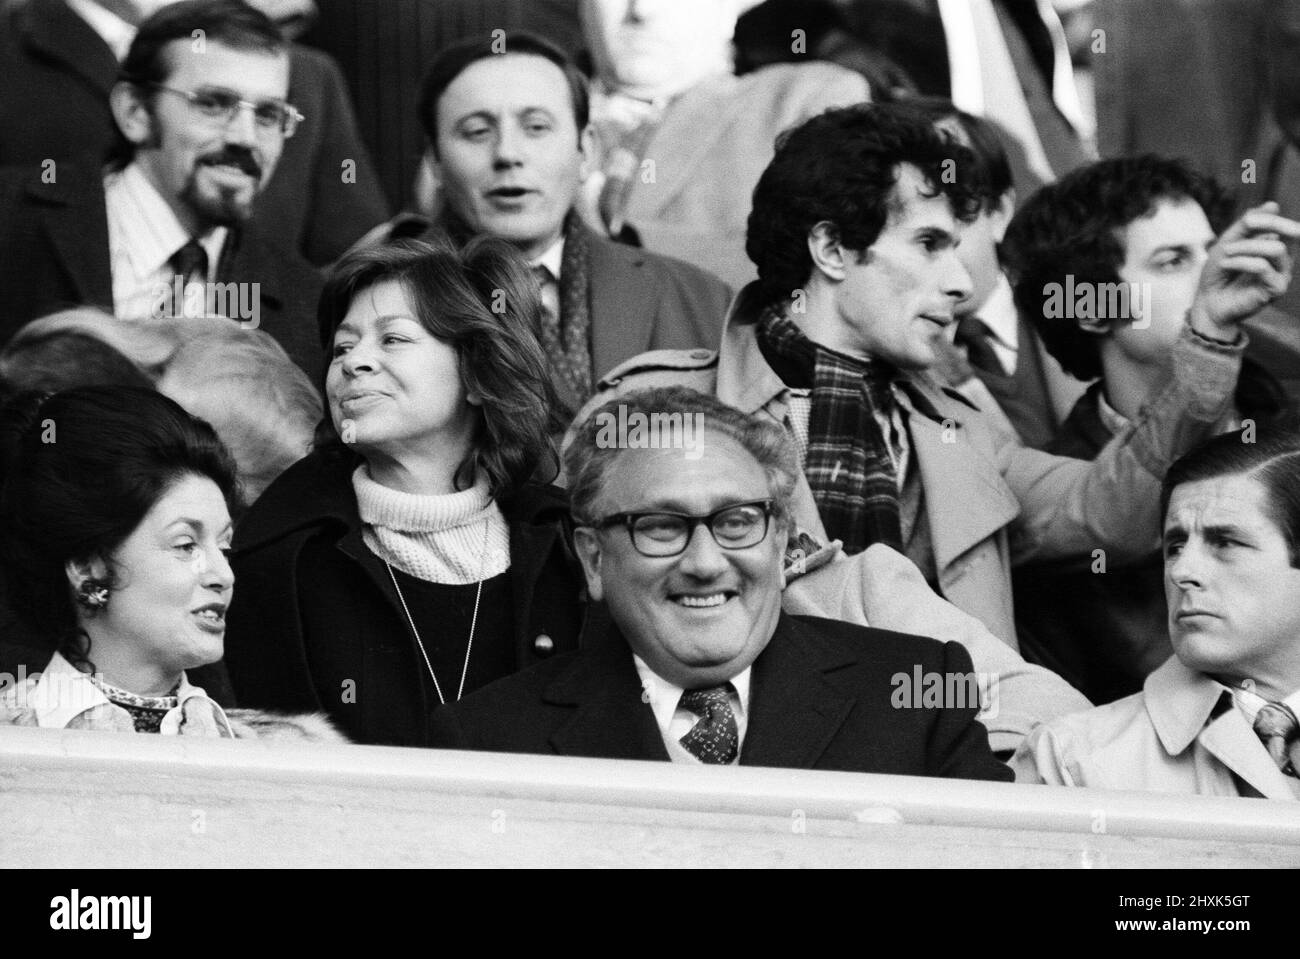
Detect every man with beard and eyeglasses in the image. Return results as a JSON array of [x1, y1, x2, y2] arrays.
[[0, 0, 323, 379]]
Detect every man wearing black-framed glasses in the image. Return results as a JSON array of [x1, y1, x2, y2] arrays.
[[0, 0, 323, 379], [429, 386, 1010, 781]]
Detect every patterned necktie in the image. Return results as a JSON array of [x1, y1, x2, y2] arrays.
[[1253, 701, 1300, 778], [678, 685, 739, 764]]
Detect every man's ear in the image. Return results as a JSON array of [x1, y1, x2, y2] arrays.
[[807, 221, 849, 282], [413, 144, 443, 219], [577, 123, 597, 182], [109, 81, 154, 148], [572, 526, 605, 603], [988, 188, 1016, 244]]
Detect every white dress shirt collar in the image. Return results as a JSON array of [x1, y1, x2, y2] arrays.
[[1231, 681, 1300, 728], [104, 162, 227, 320], [633, 654, 751, 763], [529, 236, 565, 281]]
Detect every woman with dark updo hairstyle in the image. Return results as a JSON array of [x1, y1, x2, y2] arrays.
[[0, 386, 342, 740], [224, 236, 588, 746]]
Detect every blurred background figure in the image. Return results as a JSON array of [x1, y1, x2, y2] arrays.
[[734, 0, 1096, 198], [0, 309, 321, 509], [576, 0, 870, 287], [0, 385, 341, 740], [157, 329, 319, 504]]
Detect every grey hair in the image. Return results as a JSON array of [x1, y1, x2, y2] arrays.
[[563, 386, 800, 527]]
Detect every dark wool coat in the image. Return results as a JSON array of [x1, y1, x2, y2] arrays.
[[224, 448, 586, 746]]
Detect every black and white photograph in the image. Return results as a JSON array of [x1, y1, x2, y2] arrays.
[[0, 0, 1294, 929]]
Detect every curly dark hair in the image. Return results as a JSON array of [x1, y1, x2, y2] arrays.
[[0, 386, 240, 671], [316, 235, 560, 500], [1001, 155, 1233, 381], [746, 102, 981, 307]]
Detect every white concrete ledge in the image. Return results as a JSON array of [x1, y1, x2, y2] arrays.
[[2, 726, 1296, 867]]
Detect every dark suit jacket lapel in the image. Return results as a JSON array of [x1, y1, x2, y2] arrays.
[[19, 0, 119, 99], [741, 614, 856, 769], [30, 172, 113, 309], [544, 625, 669, 761], [217, 226, 286, 314], [587, 231, 659, 380]]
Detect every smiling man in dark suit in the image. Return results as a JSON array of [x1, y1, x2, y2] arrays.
[[404, 32, 731, 421], [0, 0, 323, 378], [429, 386, 1011, 780]]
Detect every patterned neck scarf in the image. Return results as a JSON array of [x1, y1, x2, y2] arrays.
[[438, 210, 593, 419], [757, 307, 903, 554]]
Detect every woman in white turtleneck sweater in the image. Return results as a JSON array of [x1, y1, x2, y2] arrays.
[[223, 237, 588, 746]]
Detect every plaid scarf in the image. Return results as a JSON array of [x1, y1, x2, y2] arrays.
[[437, 210, 593, 419], [757, 307, 903, 554]]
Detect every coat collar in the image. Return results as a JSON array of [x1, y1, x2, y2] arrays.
[[542, 612, 857, 767], [30, 652, 234, 736], [1144, 656, 1297, 800]]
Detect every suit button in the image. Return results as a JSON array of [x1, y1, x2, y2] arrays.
[[533, 633, 555, 656], [690, 349, 711, 360]]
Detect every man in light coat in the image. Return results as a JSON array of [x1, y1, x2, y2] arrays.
[[1013, 429, 1300, 800]]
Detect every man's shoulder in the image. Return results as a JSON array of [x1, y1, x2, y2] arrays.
[[1031, 688, 1153, 759], [728, 62, 870, 119], [593, 346, 721, 394], [784, 613, 958, 667], [589, 232, 731, 300], [0, 162, 101, 209]]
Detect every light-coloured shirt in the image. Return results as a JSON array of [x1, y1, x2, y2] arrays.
[[633, 655, 751, 764], [104, 163, 227, 321], [1231, 682, 1300, 731], [64, 0, 136, 61], [0, 651, 235, 736]]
